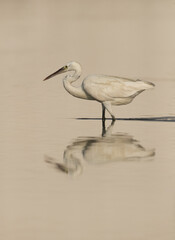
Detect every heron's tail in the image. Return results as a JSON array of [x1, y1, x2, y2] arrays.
[[145, 81, 155, 89], [137, 80, 155, 90]]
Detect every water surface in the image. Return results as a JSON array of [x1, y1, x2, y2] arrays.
[[1, 1, 175, 240]]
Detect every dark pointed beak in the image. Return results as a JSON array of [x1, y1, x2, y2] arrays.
[[43, 66, 67, 81]]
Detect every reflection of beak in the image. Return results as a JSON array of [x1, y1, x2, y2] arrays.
[[43, 66, 67, 81]]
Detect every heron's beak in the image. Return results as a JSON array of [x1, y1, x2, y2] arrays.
[[43, 66, 67, 81]]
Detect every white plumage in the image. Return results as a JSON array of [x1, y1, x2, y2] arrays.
[[44, 61, 155, 120]]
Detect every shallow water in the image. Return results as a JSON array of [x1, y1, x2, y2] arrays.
[[1, 1, 175, 240], [1, 117, 175, 240]]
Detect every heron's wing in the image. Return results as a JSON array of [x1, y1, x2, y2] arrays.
[[83, 75, 150, 101]]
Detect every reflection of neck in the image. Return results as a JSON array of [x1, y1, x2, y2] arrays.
[[63, 70, 88, 99], [63, 145, 83, 176]]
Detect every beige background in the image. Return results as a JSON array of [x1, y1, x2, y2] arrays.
[[1, 1, 175, 240]]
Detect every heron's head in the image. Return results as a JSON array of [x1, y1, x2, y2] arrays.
[[43, 61, 81, 81]]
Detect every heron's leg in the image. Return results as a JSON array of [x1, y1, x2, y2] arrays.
[[102, 118, 106, 136], [103, 101, 115, 121], [102, 104, 106, 120], [101, 104, 106, 135]]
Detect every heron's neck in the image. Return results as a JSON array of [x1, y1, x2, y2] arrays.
[[63, 69, 88, 100]]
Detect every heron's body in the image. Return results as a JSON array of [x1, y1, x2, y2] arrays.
[[44, 61, 155, 120], [82, 74, 154, 104]]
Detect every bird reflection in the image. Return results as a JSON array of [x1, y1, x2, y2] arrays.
[[45, 121, 155, 176]]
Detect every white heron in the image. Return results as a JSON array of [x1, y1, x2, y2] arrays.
[[43, 61, 155, 120]]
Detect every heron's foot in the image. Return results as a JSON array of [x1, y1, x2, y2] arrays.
[[111, 115, 116, 123], [102, 116, 106, 121]]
